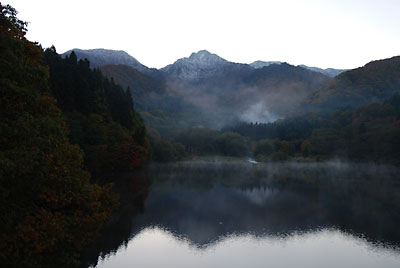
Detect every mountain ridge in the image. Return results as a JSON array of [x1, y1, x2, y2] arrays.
[[66, 48, 400, 129], [61, 48, 151, 74], [299, 64, 348, 77], [250, 61, 283, 69], [309, 55, 400, 112], [62, 47, 347, 79]]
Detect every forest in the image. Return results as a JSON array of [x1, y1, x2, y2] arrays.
[[0, 4, 149, 268], [151, 95, 400, 164]]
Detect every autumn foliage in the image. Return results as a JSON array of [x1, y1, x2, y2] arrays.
[[0, 4, 117, 267]]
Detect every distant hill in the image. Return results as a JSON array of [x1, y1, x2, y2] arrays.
[[250, 62, 346, 77], [249, 63, 329, 86], [250, 61, 283, 69], [62, 48, 151, 74], [299, 65, 347, 77], [243, 63, 330, 117], [310, 56, 400, 112]]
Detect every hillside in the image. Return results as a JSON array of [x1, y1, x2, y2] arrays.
[[299, 65, 347, 77], [243, 63, 331, 117], [99, 64, 165, 110], [99, 64, 212, 136], [310, 56, 400, 112]]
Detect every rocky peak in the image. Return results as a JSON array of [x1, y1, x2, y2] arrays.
[[161, 50, 230, 80], [186, 50, 228, 66]]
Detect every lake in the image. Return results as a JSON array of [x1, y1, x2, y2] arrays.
[[83, 161, 400, 268]]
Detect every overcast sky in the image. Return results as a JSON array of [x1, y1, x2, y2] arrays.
[[6, 0, 400, 69]]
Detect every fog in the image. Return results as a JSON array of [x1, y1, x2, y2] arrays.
[[164, 75, 322, 127]]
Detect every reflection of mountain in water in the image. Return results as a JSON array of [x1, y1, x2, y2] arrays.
[[238, 187, 276, 206], [96, 226, 400, 268], [133, 161, 400, 248], [82, 161, 400, 267], [132, 183, 327, 246]]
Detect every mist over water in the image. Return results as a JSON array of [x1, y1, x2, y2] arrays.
[[88, 161, 400, 268]]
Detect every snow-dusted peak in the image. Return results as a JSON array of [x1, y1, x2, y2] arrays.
[[187, 50, 228, 66], [62, 48, 148, 72], [161, 50, 230, 80]]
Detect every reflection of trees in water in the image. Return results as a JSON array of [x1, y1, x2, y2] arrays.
[[143, 161, 400, 248], [79, 171, 151, 268], [82, 161, 400, 267], [252, 163, 400, 248]]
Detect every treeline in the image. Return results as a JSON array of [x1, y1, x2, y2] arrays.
[[228, 95, 400, 162], [226, 113, 329, 141], [0, 4, 149, 268], [151, 128, 249, 161]]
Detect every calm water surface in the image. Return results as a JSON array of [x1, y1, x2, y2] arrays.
[[85, 161, 400, 268]]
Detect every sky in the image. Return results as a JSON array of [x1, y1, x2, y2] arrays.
[[6, 0, 400, 69]]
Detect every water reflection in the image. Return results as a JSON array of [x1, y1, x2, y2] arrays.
[[85, 161, 400, 267], [97, 227, 400, 268]]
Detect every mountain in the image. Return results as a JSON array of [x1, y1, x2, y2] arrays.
[[58, 48, 400, 135], [159, 51, 330, 124], [97, 49, 331, 131], [310, 56, 400, 112], [61, 48, 150, 73], [250, 61, 283, 69], [161, 50, 231, 81], [299, 65, 347, 77], [236, 63, 330, 119]]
